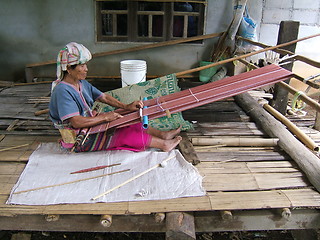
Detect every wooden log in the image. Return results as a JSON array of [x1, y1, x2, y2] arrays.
[[220, 210, 233, 220], [234, 92, 320, 193], [155, 212, 166, 223], [263, 104, 319, 151], [45, 214, 60, 222], [100, 214, 112, 227], [190, 137, 279, 147], [166, 212, 196, 240], [271, 21, 299, 114], [178, 132, 200, 165]]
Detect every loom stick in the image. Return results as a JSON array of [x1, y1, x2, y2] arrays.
[[0, 143, 30, 152], [14, 169, 130, 194], [70, 163, 121, 174], [91, 155, 175, 200]]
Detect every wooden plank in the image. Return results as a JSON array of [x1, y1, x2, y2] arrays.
[[0, 163, 26, 175], [235, 92, 320, 193], [196, 151, 291, 162], [128, 196, 211, 215], [1, 188, 319, 216], [207, 188, 320, 210], [196, 161, 299, 174], [203, 172, 308, 191]]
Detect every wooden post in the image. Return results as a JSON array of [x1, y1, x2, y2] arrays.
[[25, 67, 34, 83], [315, 96, 320, 131], [271, 21, 300, 114], [234, 92, 320, 193], [166, 212, 196, 240]]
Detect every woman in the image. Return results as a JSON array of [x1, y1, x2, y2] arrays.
[[49, 42, 181, 153]]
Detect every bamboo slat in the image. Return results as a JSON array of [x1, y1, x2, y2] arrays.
[[196, 151, 291, 162], [1, 188, 319, 216], [202, 172, 308, 191], [197, 161, 298, 174]]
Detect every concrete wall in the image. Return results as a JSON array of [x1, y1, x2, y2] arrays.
[[259, 0, 320, 78], [0, 0, 319, 82]]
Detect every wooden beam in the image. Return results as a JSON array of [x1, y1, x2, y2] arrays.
[[166, 212, 196, 240], [271, 21, 300, 114], [237, 36, 320, 70], [175, 32, 320, 77], [25, 32, 223, 68], [234, 92, 320, 193]]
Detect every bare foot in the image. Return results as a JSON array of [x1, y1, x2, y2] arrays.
[[162, 136, 182, 152], [161, 126, 182, 140]]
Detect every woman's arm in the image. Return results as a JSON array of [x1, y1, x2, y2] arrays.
[[68, 112, 123, 129], [97, 93, 143, 111]]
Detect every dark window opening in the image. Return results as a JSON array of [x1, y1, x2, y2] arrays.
[[96, 0, 206, 43]]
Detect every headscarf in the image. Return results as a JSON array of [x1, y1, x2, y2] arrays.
[[56, 42, 92, 81]]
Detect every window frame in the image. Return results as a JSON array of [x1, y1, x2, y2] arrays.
[[96, 0, 206, 43]]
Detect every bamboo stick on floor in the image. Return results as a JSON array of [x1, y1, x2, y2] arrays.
[[91, 155, 175, 200], [191, 137, 279, 147], [13, 169, 130, 195], [263, 103, 319, 151]]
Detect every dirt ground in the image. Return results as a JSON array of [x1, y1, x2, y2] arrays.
[[0, 230, 298, 240]]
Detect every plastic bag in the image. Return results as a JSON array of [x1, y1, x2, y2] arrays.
[[237, 7, 257, 52]]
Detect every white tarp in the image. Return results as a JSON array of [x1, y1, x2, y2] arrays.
[[7, 143, 205, 205]]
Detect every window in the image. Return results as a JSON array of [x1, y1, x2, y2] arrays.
[[96, 0, 206, 42]]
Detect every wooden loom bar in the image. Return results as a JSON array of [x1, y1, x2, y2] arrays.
[[26, 32, 223, 68], [237, 36, 320, 69], [89, 65, 293, 134], [175, 32, 320, 77], [239, 58, 320, 113]]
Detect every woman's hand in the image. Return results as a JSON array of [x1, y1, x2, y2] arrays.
[[125, 100, 143, 111], [69, 112, 123, 129], [99, 112, 123, 122]]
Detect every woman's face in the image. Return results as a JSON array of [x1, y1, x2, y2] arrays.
[[68, 64, 88, 81]]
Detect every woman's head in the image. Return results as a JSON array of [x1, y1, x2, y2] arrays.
[[56, 42, 92, 81], [64, 63, 88, 82]]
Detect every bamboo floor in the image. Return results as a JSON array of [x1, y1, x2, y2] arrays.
[[0, 81, 320, 232]]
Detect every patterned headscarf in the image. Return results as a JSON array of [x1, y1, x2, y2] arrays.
[[56, 42, 92, 81]]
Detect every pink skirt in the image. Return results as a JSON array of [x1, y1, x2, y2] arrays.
[[107, 123, 152, 152]]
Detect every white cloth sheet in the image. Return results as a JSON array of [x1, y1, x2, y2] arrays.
[[7, 143, 205, 205]]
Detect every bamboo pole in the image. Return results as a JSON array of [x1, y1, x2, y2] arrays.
[[190, 137, 279, 147], [26, 32, 223, 68], [13, 169, 130, 194], [175, 33, 320, 77], [92, 155, 175, 200], [263, 104, 319, 151], [239, 58, 320, 113], [234, 92, 320, 193], [0, 143, 30, 153], [237, 36, 320, 69], [277, 81, 320, 112]]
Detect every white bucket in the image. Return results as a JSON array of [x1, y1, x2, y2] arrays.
[[120, 60, 147, 87]]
